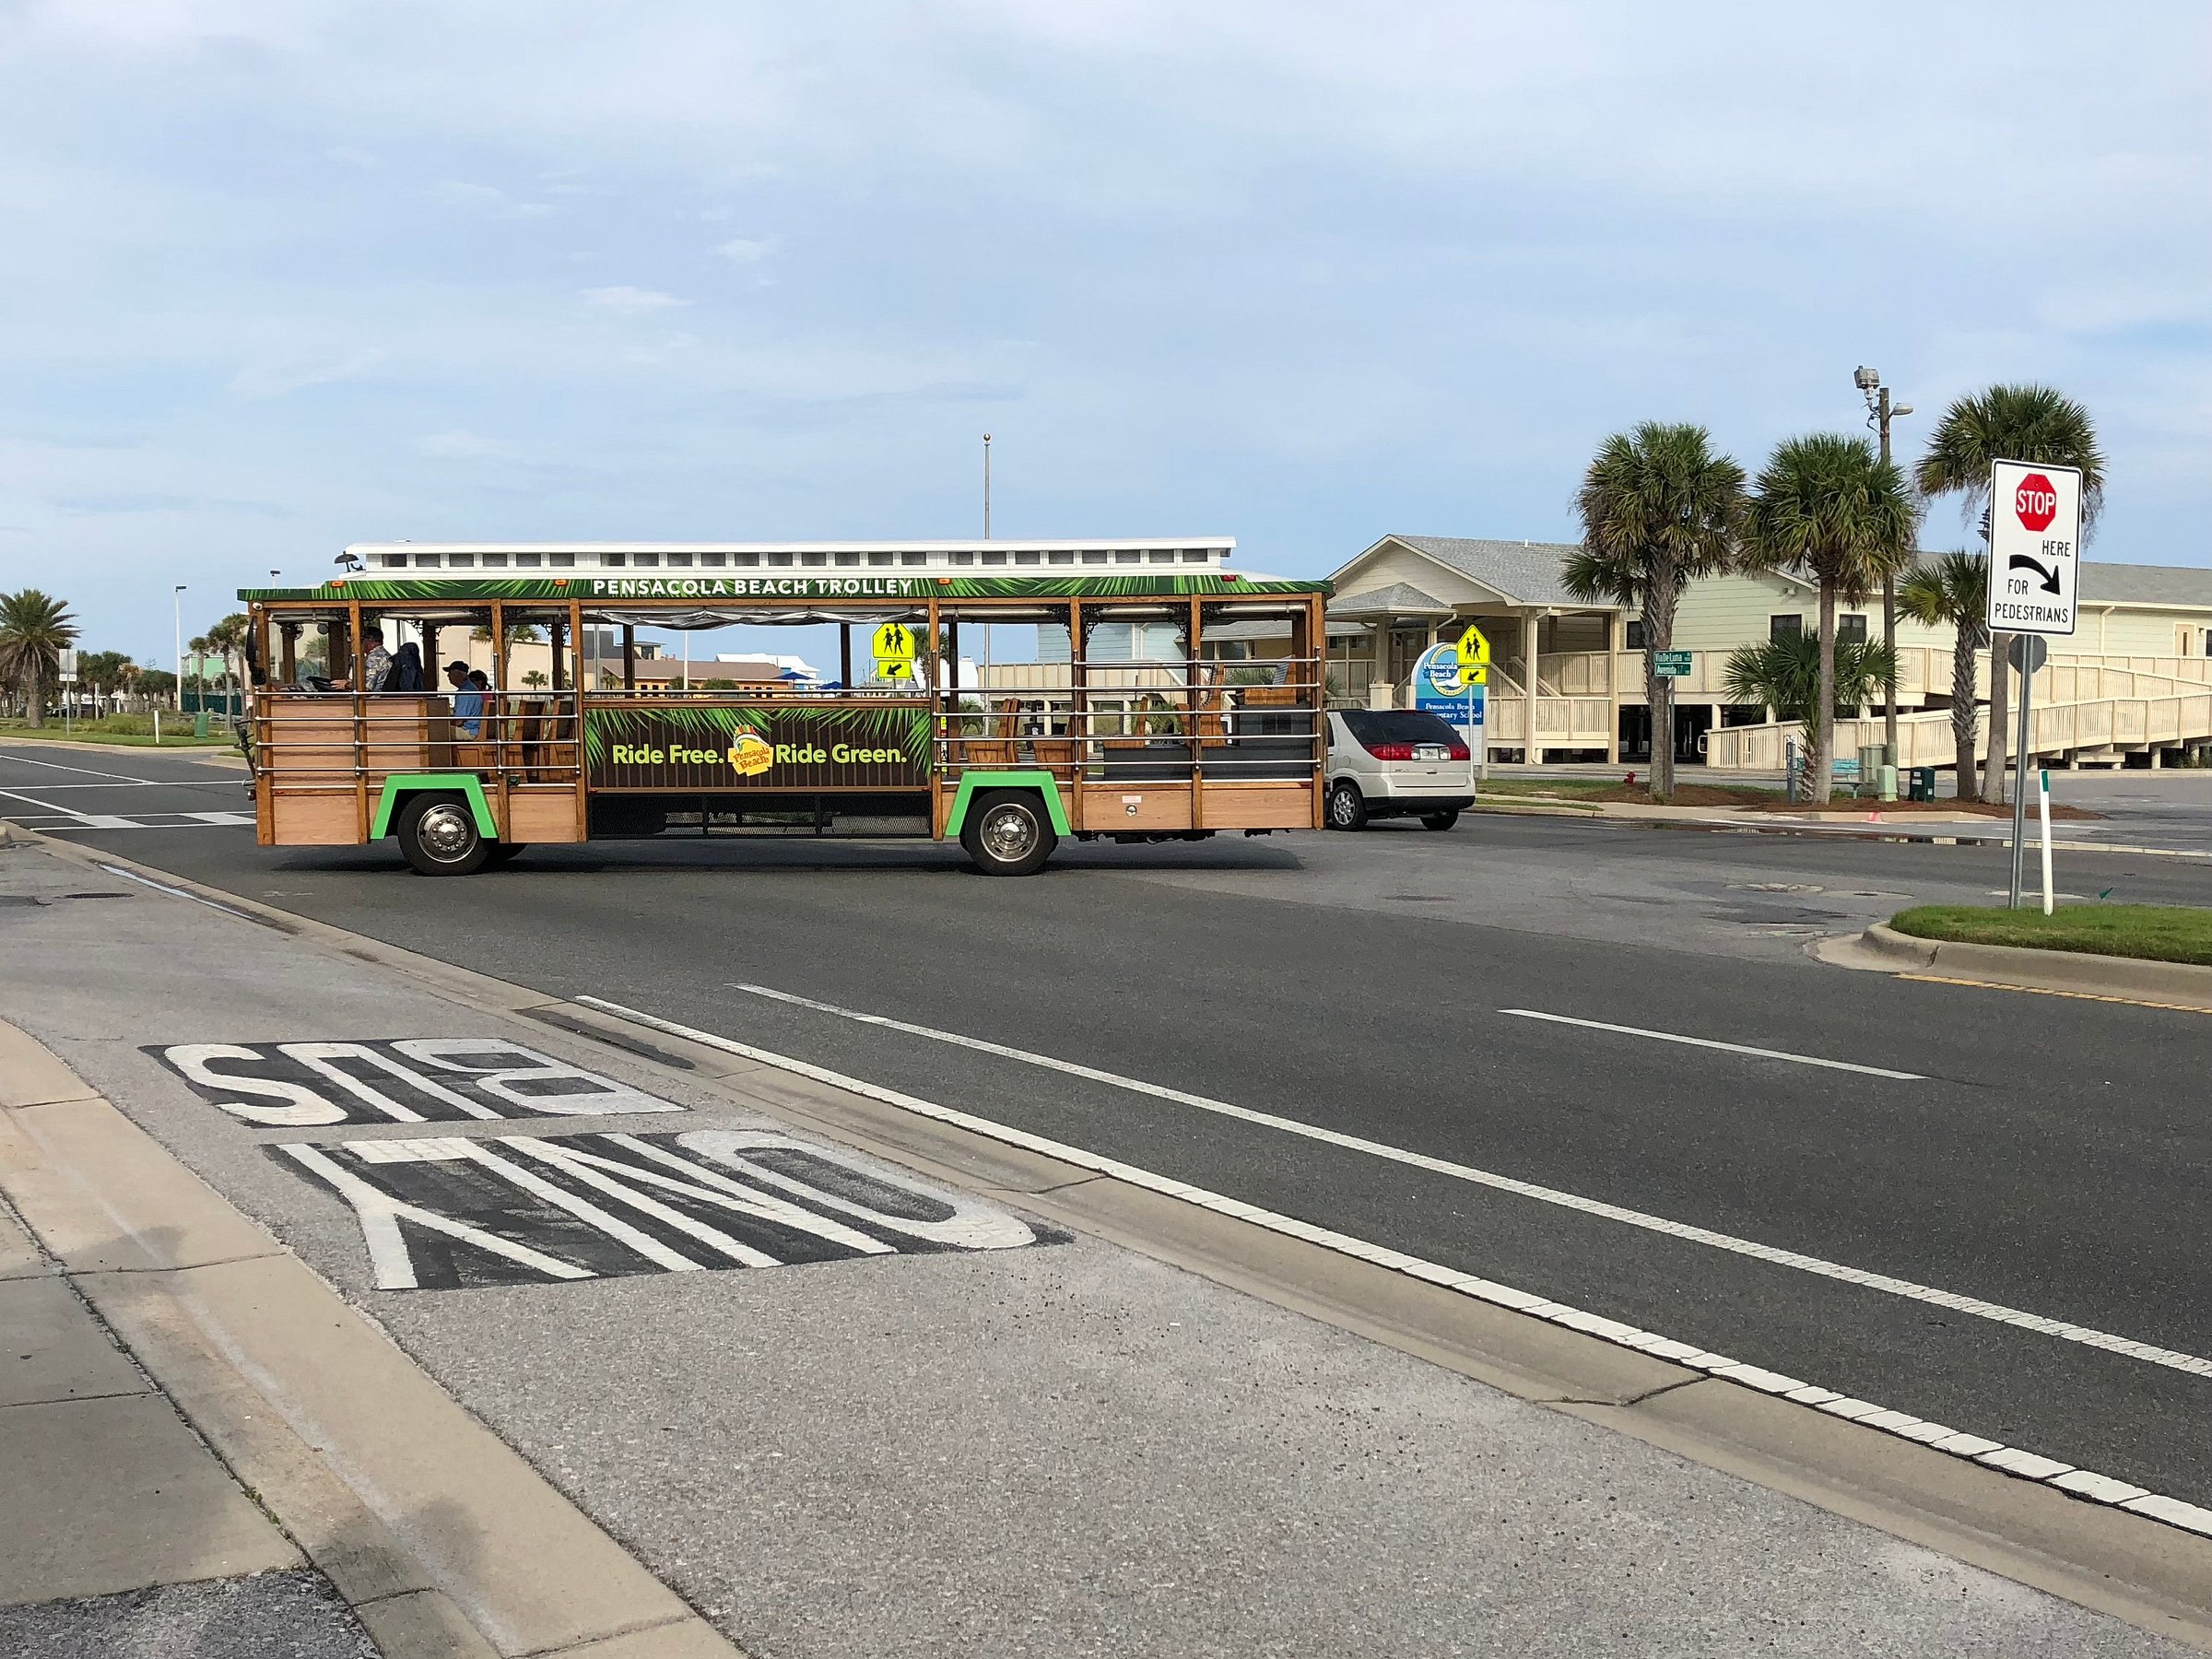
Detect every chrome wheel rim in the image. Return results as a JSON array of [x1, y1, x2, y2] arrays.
[[981, 804, 1039, 863], [417, 803, 477, 862], [1330, 788, 1357, 826]]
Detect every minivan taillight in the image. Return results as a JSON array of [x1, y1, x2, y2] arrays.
[[1364, 741, 1416, 759], [1445, 741, 1470, 760]]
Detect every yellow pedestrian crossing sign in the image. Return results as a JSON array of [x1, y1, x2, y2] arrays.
[[1454, 623, 1490, 669], [873, 619, 919, 685]]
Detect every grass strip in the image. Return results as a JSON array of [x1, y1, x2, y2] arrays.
[[1890, 903, 2212, 967]]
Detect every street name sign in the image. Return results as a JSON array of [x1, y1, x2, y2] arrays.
[[1985, 459, 2081, 637], [1653, 650, 1691, 678]]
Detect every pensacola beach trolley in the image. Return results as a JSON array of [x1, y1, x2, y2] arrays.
[[239, 540, 1330, 877]]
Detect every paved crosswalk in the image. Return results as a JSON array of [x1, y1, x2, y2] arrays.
[[2, 809, 256, 831]]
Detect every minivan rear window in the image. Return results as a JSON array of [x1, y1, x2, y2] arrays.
[[1340, 711, 1465, 746]]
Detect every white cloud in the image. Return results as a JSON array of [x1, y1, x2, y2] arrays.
[[431, 180, 556, 219], [715, 236, 777, 265], [229, 347, 388, 399], [582, 285, 688, 315], [418, 429, 523, 460]]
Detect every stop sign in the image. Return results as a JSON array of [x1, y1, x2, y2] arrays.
[[2014, 472, 2059, 533]]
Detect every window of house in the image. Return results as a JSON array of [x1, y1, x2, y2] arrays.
[[1838, 614, 1867, 644], [1770, 616, 1803, 641], [1625, 620, 1647, 650]]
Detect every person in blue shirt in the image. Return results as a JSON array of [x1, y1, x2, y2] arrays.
[[445, 661, 485, 737]]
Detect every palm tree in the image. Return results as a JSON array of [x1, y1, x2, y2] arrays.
[[205, 613, 252, 715], [1744, 435, 1918, 804], [1562, 421, 1747, 800], [1915, 384, 2104, 803], [1899, 552, 1990, 797], [1723, 632, 1898, 753], [521, 669, 549, 690], [0, 589, 80, 727]]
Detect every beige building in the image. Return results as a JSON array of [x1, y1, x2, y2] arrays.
[[1327, 535, 2212, 771]]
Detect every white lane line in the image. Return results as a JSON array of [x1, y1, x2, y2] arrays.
[[1499, 1009, 1925, 1080], [0, 750, 167, 783], [0, 787, 136, 829], [182, 811, 256, 825], [91, 863, 258, 921], [572, 992, 2212, 1543], [719, 982, 2212, 1383]]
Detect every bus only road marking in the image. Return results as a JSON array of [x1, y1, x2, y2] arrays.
[[1496, 1009, 1926, 1079]]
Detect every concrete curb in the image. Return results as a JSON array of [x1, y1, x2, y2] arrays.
[[1861, 923, 2212, 1010], [0, 1016, 747, 1658], [9, 825, 2212, 1649], [0, 735, 239, 759]]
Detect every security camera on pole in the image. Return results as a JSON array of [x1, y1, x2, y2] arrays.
[[1984, 460, 2082, 910]]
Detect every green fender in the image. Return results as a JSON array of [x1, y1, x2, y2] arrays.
[[371, 774, 498, 841], [944, 771, 1070, 839]]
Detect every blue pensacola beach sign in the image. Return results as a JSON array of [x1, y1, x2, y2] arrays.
[[1412, 644, 1484, 735]]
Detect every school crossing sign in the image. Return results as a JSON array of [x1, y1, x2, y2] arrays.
[[1985, 460, 2082, 638], [872, 619, 920, 685]]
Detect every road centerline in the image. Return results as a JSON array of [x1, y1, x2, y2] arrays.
[[696, 982, 2206, 1382], [1498, 1008, 1926, 1079]]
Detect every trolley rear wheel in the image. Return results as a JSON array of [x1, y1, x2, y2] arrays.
[[959, 790, 1056, 877]]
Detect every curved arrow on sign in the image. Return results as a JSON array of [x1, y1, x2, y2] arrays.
[[2007, 553, 2063, 594]]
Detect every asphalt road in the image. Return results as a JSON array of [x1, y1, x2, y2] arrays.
[[10, 738, 2212, 1515]]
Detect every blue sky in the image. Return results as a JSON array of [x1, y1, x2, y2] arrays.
[[1, 1, 2206, 668]]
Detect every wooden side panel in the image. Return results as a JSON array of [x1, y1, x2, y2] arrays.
[[1079, 783, 1194, 831], [270, 792, 363, 846], [505, 787, 585, 844], [1197, 782, 1314, 830]]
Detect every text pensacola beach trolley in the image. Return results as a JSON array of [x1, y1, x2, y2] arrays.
[[236, 542, 1332, 877]]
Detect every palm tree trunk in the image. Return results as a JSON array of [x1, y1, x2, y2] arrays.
[[1645, 586, 1677, 799], [1811, 583, 1837, 805], [24, 665, 44, 728], [1982, 637, 2011, 805], [1949, 630, 1980, 798]]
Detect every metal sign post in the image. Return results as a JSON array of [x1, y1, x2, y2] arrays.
[[1986, 460, 2081, 910]]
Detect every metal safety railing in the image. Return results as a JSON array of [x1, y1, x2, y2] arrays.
[[932, 656, 1325, 785], [251, 688, 584, 785]]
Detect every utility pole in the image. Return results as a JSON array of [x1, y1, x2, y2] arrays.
[[172, 584, 188, 713], [982, 432, 993, 540], [1854, 368, 1913, 774]]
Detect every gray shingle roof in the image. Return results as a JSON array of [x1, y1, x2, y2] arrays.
[[1328, 581, 1453, 617], [2077, 562, 2212, 607], [1382, 536, 1616, 609]]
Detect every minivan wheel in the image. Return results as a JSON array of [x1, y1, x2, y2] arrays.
[[1420, 810, 1460, 830], [396, 793, 490, 876], [960, 789, 1057, 876], [1327, 781, 1369, 830]]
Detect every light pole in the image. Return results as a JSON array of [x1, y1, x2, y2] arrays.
[[1854, 367, 1913, 771], [172, 584, 188, 713], [982, 432, 993, 540]]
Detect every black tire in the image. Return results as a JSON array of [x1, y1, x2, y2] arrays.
[[1420, 810, 1460, 831], [1326, 780, 1369, 830], [959, 789, 1056, 876], [395, 793, 490, 877], [487, 841, 527, 865]]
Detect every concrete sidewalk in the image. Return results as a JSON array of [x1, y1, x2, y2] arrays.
[[0, 1153, 375, 1656], [0, 833, 2205, 1656]]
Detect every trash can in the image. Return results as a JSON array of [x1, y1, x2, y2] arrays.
[[1908, 766, 1936, 802], [193, 709, 211, 740]]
